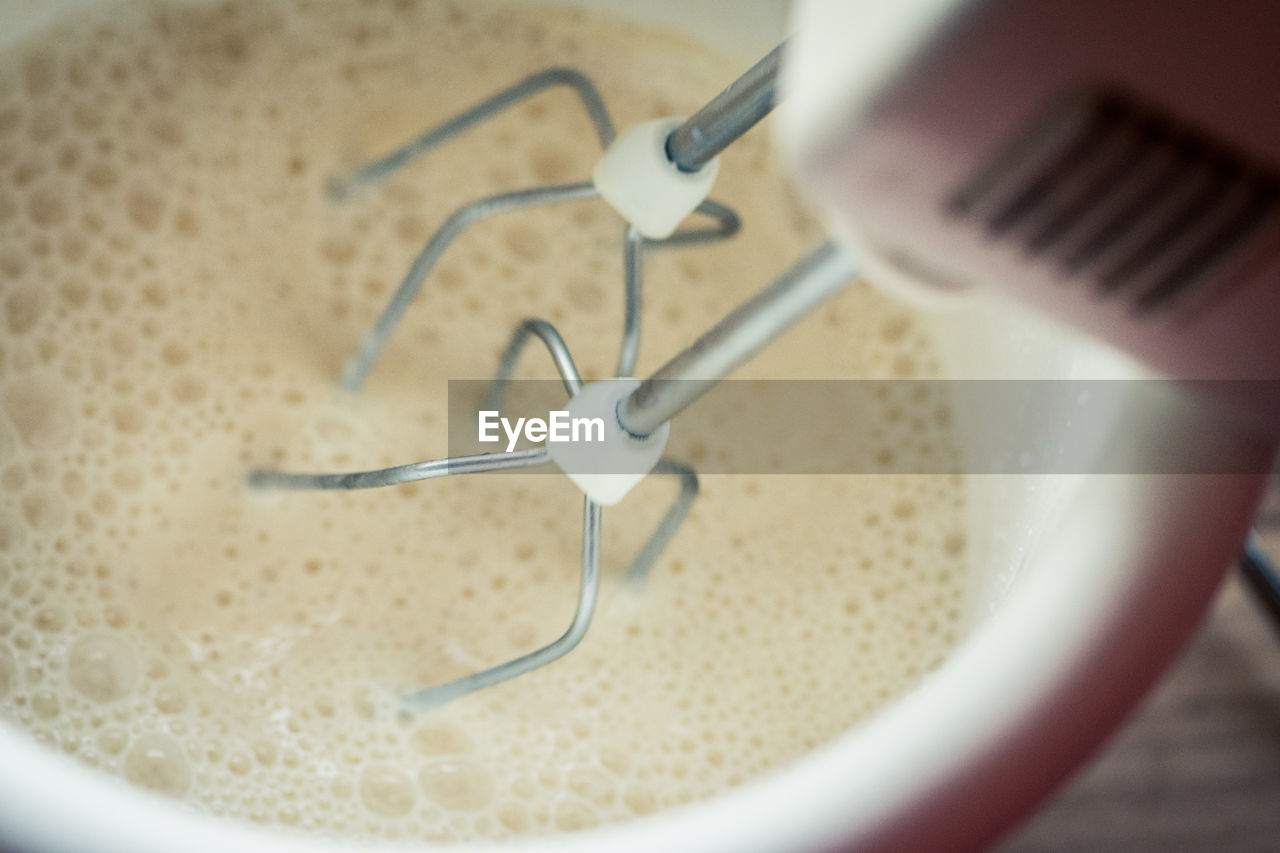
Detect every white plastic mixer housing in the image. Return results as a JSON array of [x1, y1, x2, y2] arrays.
[[783, 0, 1280, 436]]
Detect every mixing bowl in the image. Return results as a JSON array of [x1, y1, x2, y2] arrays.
[[0, 1, 1273, 851]]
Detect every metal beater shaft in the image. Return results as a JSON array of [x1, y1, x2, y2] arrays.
[[665, 41, 785, 173], [619, 241, 857, 437]]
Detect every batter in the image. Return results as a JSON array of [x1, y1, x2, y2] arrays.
[[0, 0, 971, 841]]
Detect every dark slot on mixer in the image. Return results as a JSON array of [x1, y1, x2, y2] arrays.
[[949, 86, 1280, 319]]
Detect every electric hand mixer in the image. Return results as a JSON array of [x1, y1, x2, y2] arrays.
[[250, 0, 1280, 712]]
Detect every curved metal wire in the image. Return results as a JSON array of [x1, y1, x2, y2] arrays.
[[650, 198, 742, 248], [329, 67, 616, 199], [403, 497, 602, 712], [482, 317, 583, 414], [617, 224, 645, 378], [256, 319, 580, 491], [624, 458, 699, 586], [485, 198, 742, 410], [250, 320, 595, 712], [337, 63, 744, 394], [247, 447, 549, 492], [342, 182, 599, 392], [613, 200, 740, 379]]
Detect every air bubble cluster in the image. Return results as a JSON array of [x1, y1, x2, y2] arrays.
[[0, 0, 971, 842]]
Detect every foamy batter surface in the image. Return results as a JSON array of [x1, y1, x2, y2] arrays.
[[0, 0, 970, 841]]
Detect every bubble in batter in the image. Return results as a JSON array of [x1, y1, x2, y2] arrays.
[[360, 765, 417, 818], [124, 732, 192, 796], [66, 633, 137, 704]]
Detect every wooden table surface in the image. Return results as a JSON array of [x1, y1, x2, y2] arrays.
[[997, 479, 1280, 853]]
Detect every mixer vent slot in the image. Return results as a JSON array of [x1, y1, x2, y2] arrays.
[[950, 87, 1280, 318]]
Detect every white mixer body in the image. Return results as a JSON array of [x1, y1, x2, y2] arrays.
[[782, 0, 1280, 436]]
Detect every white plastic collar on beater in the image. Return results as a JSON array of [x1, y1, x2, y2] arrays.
[[547, 379, 669, 506], [592, 118, 719, 239]]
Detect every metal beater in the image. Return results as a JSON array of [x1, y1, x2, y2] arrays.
[[249, 44, 858, 711]]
